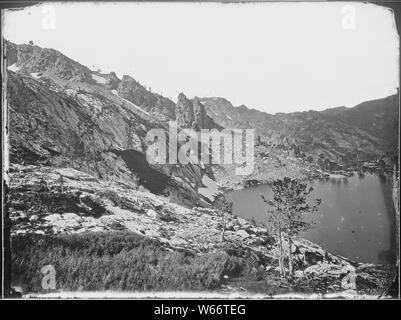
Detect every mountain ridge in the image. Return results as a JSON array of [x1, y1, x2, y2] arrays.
[[4, 40, 220, 129], [201, 94, 398, 161]]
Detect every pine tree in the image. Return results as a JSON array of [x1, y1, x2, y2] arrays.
[[261, 177, 321, 278], [213, 194, 233, 242]]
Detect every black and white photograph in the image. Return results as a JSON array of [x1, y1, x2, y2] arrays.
[[1, 0, 400, 303]]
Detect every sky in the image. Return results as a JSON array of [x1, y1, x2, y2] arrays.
[[3, 2, 399, 114]]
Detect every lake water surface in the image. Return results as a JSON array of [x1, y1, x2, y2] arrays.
[[230, 173, 397, 264]]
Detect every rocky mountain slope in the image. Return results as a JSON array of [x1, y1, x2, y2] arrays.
[[201, 95, 399, 161], [5, 40, 221, 207]]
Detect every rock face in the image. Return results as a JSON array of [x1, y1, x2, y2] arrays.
[[193, 97, 210, 129], [117, 75, 176, 120], [118, 75, 156, 109], [176, 93, 194, 127], [5, 41, 93, 82], [5, 41, 217, 207], [7, 70, 135, 183], [176, 93, 221, 130], [105, 72, 121, 90]]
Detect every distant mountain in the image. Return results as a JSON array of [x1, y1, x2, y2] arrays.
[[321, 96, 398, 150], [201, 95, 399, 160]]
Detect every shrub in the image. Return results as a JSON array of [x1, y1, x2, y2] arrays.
[[9, 190, 108, 217]]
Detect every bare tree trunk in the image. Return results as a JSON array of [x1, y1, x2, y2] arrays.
[[288, 236, 294, 277], [278, 224, 285, 278]]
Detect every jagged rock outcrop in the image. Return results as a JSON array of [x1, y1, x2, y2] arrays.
[[117, 75, 176, 119], [176, 93, 194, 127], [176, 93, 220, 130], [114, 75, 219, 128], [193, 96, 209, 129], [105, 71, 121, 90], [118, 75, 157, 109]]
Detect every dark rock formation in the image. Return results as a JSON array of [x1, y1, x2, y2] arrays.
[[176, 93, 220, 130], [176, 93, 195, 128], [118, 75, 156, 108], [117, 75, 176, 120], [105, 71, 121, 90], [193, 97, 209, 129]]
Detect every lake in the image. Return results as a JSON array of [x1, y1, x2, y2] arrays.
[[230, 173, 397, 265]]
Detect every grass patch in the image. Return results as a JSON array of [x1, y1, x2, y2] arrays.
[[12, 232, 256, 293]]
